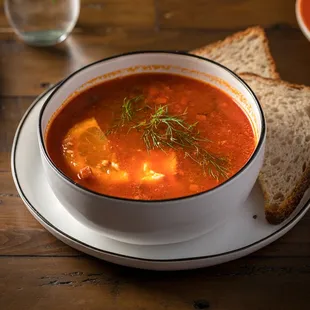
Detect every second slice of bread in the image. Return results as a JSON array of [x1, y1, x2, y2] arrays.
[[191, 26, 279, 79], [241, 73, 310, 224]]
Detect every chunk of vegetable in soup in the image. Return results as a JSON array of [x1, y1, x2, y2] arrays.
[[45, 73, 256, 200]]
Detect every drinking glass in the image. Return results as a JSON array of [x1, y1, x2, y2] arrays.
[[4, 0, 80, 46]]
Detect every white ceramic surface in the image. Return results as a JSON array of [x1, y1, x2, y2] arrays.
[[296, 0, 310, 41], [37, 52, 266, 246], [11, 88, 310, 271]]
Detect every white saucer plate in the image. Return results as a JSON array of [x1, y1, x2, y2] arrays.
[[11, 87, 310, 271]]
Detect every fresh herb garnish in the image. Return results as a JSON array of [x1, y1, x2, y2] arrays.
[[121, 95, 145, 123], [107, 95, 229, 180], [107, 95, 145, 134], [132, 105, 229, 179]]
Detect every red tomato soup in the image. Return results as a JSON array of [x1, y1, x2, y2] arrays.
[[300, 0, 310, 30], [45, 73, 256, 200]]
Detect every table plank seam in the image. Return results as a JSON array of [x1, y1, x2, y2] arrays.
[[156, 23, 301, 33]]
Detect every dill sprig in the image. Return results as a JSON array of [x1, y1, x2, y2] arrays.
[[132, 105, 229, 180], [106, 94, 229, 180], [121, 95, 144, 123], [107, 95, 144, 134]]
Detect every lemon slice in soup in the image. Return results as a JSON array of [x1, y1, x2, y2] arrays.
[[63, 117, 109, 168], [62, 117, 128, 183]]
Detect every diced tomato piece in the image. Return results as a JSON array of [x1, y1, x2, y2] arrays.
[[196, 114, 207, 121], [155, 97, 167, 104], [189, 184, 199, 192], [178, 170, 185, 176], [180, 97, 188, 106], [78, 166, 93, 180], [174, 104, 182, 114], [220, 102, 228, 108], [149, 87, 159, 97]]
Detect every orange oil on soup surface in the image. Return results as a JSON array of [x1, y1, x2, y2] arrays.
[[45, 73, 256, 200], [300, 0, 310, 30]]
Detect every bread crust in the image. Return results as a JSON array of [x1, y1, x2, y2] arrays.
[[240, 73, 310, 224], [240, 72, 310, 92], [265, 167, 310, 224], [191, 26, 280, 80]]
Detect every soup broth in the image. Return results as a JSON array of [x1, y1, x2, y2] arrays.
[[45, 73, 256, 200], [300, 0, 310, 31]]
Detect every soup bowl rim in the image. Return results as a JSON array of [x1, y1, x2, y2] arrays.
[[38, 50, 266, 204]]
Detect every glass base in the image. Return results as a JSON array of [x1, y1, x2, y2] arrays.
[[18, 30, 69, 47]]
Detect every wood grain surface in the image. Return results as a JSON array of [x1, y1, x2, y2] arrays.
[[1, 0, 310, 309]]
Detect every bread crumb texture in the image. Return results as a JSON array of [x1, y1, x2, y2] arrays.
[[191, 26, 279, 79], [241, 73, 310, 224]]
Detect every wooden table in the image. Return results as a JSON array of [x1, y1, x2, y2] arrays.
[[1, 0, 310, 309]]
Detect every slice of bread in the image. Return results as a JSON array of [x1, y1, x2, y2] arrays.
[[191, 26, 279, 79], [240, 73, 310, 224]]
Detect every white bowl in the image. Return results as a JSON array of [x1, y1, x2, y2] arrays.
[[296, 0, 310, 41], [37, 52, 266, 245]]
